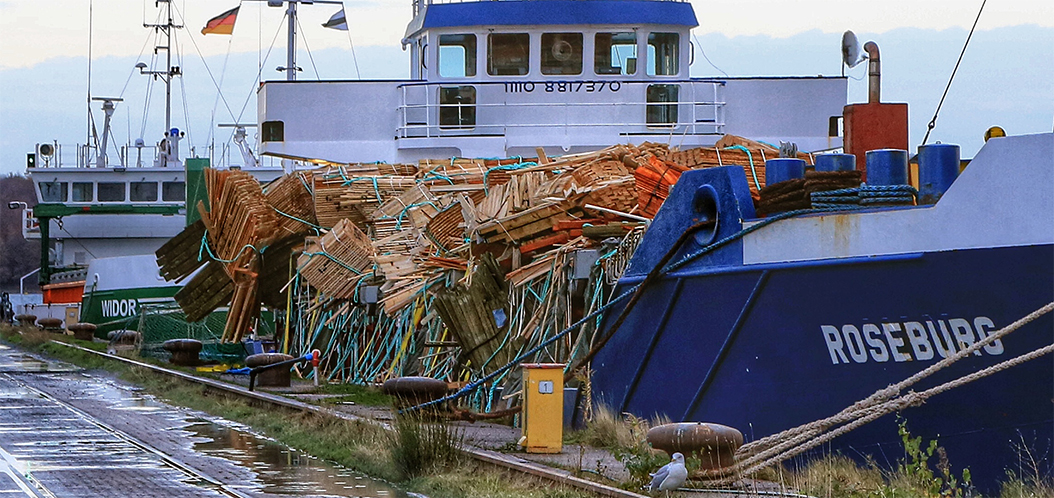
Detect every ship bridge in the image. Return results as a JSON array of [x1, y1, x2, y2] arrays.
[[258, 0, 846, 163]]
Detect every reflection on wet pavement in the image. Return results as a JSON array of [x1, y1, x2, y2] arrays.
[[0, 344, 409, 498], [0, 344, 77, 373]]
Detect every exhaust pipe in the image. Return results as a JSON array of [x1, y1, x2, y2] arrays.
[[864, 41, 880, 103]]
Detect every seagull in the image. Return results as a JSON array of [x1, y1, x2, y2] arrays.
[[647, 452, 688, 496]]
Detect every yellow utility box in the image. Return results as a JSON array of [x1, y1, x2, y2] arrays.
[[521, 363, 564, 454]]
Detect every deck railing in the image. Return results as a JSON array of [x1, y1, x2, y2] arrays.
[[396, 79, 725, 140]]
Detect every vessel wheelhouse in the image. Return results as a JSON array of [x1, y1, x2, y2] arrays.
[[258, 0, 846, 163]]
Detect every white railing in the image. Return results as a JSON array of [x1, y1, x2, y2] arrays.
[[396, 79, 725, 139], [31, 143, 166, 169]]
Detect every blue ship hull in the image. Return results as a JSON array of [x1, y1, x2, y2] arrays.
[[587, 133, 1054, 490]]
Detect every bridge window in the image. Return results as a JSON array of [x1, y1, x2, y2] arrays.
[[488, 33, 530, 76], [647, 33, 679, 76], [541, 33, 582, 75], [439, 34, 476, 78], [439, 86, 476, 128], [646, 84, 679, 126], [595, 32, 637, 76], [162, 181, 185, 202], [262, 121, 284, 142], [39, 181, 67, 202], [130, 182, 158, 202], [72, 182, 93, 202], [98, 182, 125, 202]]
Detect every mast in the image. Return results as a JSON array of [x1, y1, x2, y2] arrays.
[[140, 0, 183, 166], [286, 1, 298, 81]]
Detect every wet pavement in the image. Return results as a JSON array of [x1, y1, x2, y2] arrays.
[[0, 344, 407, 498]]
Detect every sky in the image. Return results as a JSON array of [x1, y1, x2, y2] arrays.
[[0, 0, 1052, 175]]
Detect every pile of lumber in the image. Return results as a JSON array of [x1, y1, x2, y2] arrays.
[[158, 133, 824, 348]]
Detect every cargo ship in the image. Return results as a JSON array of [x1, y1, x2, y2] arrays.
[[586, 126, 1053, 490]]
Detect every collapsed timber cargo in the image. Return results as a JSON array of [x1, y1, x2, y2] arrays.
[[156, 136, 814, 407]]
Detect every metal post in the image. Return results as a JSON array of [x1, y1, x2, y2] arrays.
[[38, 218, 50, 286], [164, 0, 173, 133], [286, 1, 297, 81], [20, 269, 40, 295]]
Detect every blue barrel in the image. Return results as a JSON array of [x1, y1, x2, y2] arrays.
[[814, 153, 856, 172], [865, 149, 909, 186], [765, 158, 806, 186], [917, 143, 960, 204]]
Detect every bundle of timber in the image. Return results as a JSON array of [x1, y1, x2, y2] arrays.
[[264, 171, 317, 236], [296, 219, 374, 299], [156, 220, 207, 283], [200, 168, 280, 268]]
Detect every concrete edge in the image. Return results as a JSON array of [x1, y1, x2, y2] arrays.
[[48, 341, 647, 498]]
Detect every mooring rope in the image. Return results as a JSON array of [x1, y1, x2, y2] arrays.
[[710, 301, 1054, 484]]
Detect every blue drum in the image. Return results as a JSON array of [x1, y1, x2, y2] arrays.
[[865, 149, 909, 186], [917, 143, 960, 204], [814, 153, 856, 172], [765, 158, 806, 186]]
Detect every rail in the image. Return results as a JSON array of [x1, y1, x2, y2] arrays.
[[396, 79, 725, 139]]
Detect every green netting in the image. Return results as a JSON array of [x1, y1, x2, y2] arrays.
[[130, 303, 276, 364]]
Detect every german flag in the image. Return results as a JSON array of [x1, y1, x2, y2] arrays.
[[201, 6, 239, 35]]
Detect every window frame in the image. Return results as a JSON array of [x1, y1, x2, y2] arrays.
[[438, 33, 478, 78], [540, 32, 583, 76], [487, 33, 531, 77]]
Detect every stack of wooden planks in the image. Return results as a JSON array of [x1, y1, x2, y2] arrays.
[[200, 168, 280, 269], [264, 171, 317, 236], [156, 220, 208, 283], [634, 155, 688, 218], [296, 219, 375, 299]]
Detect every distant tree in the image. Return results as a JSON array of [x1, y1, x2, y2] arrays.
[[0, 175, 40, 292]]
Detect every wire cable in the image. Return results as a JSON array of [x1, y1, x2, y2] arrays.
[[692, 32, 728, 78], [921, 0, 987, 146], [295, 15, 322, 80]]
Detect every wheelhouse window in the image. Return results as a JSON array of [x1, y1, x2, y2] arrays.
[[439, 34, 476, 78], [130, 182, 158, 202], [541, 33, 582, 75], [71, 182, 93, 202], [487, 33, 530, 76], [98, 182, 125, 202], [647, 33, 679, 76], [594, 32, 637, 76], [39, 181, 67, 202], [162, 181, 185, 202]]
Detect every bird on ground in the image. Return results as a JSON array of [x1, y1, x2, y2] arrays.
[[646, 452, 687, 496]]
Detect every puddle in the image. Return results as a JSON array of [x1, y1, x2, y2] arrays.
[[80, 376, 411, 497], [0, 344, 77, 373], [186, 421, 406, 497]]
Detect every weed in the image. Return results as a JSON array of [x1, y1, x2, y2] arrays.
[[391, 411, 464, 479], [894, 416, 971, 497]]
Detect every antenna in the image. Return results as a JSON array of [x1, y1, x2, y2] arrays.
[[841, 31, 867, 72]]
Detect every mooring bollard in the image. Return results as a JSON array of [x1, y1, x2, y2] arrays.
[[162, 339, 204, 366], [67, 323, 98, 341]]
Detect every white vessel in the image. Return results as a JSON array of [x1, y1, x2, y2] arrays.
[[259, 0, 846, 163], [20, 0, 846, 326]]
